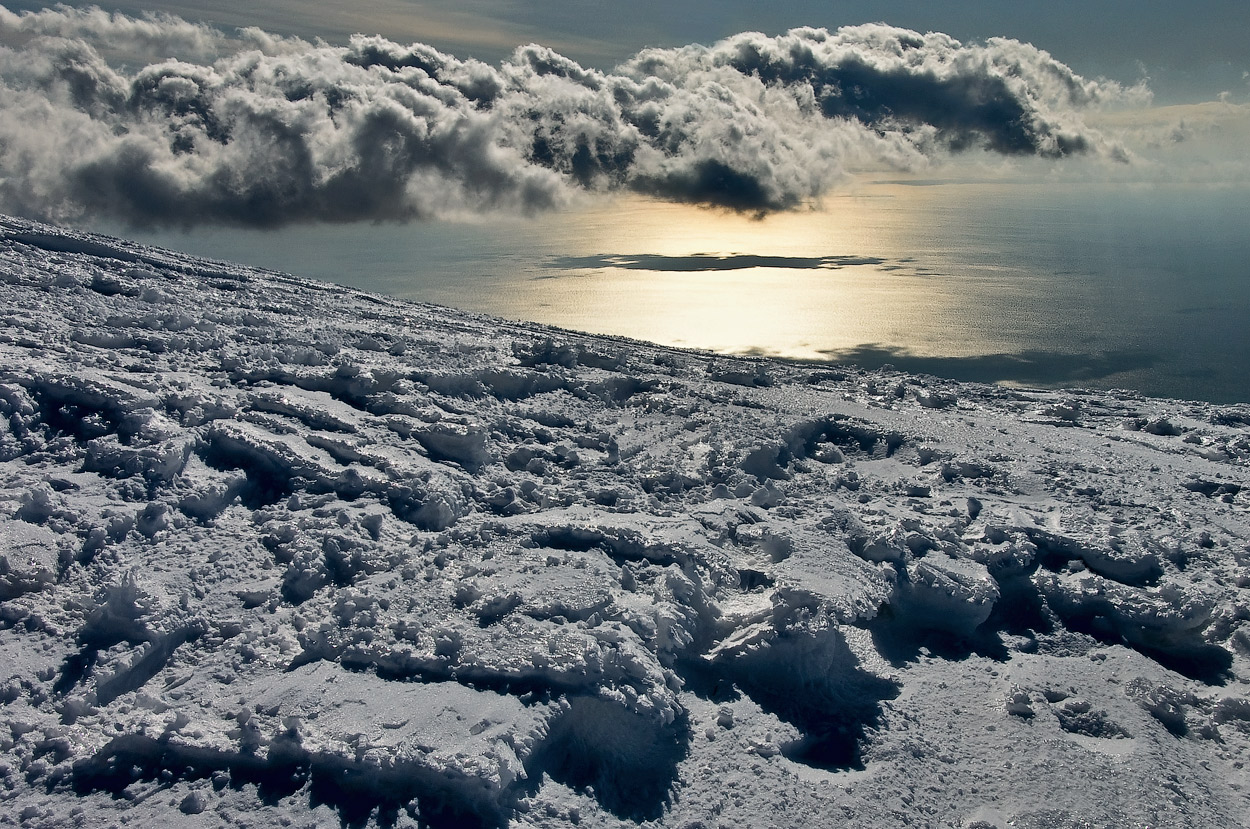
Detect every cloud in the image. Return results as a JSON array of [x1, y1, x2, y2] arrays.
[[0, 3, 308, 61], [1047, 101, 1250, 184], [0, 5, 1142, 227]]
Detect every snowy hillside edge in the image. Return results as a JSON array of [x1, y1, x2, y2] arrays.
[[1, 214, 1250, 828]]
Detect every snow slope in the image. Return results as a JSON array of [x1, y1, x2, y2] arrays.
[[1, 213, 1249, 828]]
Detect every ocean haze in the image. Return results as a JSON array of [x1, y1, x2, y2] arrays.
[[108, 179, 1250, 404]]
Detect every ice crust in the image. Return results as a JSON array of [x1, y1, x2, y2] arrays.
[[1, 214, 1250, 827]]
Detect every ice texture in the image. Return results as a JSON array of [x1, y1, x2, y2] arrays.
[[1, 214, 1250, 827]]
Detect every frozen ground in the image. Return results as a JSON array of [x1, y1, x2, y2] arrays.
[[1, 213, 1249, 829]]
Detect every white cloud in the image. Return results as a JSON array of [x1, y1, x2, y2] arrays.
[[0, 5, 1142, 226]]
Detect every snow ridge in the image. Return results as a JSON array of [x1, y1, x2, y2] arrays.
[[1, 214, 1250, 827]]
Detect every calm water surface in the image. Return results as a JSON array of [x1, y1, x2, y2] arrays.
[[111, 180, 1250, 403]]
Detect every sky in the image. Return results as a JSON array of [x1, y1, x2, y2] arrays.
[[3, 0, 1247, 104], [3, 0, 1248, 230]]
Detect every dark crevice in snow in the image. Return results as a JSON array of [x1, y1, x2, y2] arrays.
[[802, 416, 907, 459], [53, 577, 205, 704], [369, 653, 628, 705], [873, 540, 1233, 684], [289, 644, 654, 716], [672, 656, 741, 704], [741, 416, 909, 480], [983, 571, 1053, 638], [408, 424, 491, 472], [530, 526, 683, 569], [696, 626, 900, 771], [1136, 644, 1233, 686], [868, 605, 1010, 665], [1183, 479, 1242, 499], [525, 695, 688, 821], [736, 568, 775, 592], [52, 648, 99, 698], [199, 433, 296, 509], [68, 731, 508, 829], [1043, 598, 1233, 685], [15, 378, 141, 448], [1024, 528, 1163, 587], [40, 399, 124, 445], [510, 338, 629, 372], [413, 366, 658, 409], [94, 625, 203, 705]]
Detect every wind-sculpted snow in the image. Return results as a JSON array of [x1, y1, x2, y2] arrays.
[[2, 216, 1250, 827], [0, 5, 1143, 225]]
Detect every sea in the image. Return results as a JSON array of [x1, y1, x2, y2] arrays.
[[107, 179, 1250, 405]]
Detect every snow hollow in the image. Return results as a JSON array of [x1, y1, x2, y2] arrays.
[[2, 214, 1250, 828]]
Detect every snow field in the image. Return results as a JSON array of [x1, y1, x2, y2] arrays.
[[1, 215, 1250, 827]]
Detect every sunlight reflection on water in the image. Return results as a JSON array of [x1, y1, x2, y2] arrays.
[[109, 180, 1250, 403]]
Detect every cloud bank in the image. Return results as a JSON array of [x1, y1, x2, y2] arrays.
[[0, 5, 1144, 226]]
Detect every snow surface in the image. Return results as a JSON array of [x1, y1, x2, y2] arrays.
[[1, 213, 1249, 828]]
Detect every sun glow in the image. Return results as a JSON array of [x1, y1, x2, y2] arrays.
[[491, 186, 1000, 363]]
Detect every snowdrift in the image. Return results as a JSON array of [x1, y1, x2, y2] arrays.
[[1, 214, 1249, 828]]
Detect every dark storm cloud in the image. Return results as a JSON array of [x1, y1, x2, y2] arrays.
[[0, 6, 1141, 226]]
